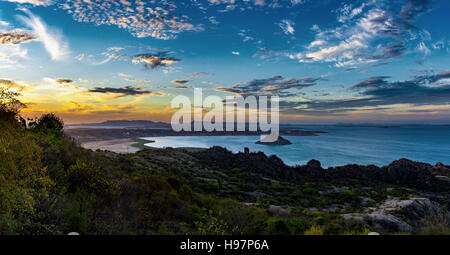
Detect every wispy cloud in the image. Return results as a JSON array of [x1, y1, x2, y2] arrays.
[[132, 53, 180, 70], [18, 9, 69, 61], [278, 19, 295, 35], [261, 0, 434, 67], [4, 0, 52, 6]]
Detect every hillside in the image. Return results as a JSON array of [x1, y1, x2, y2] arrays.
[[1, 118, 449, 234]]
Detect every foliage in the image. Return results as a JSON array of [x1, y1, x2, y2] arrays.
[[418, 210, 450, 235], [29, 113, 64, 133], [304, 225, 324, 235], [0, 121, 53, 233], [0, 87, 25, 123]]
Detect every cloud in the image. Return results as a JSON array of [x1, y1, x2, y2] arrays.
[[170, 72, 211, 85], [273, 0, 434, 67], [95, 47, 126, 65], [175, 85, 191, 89], [208, 0, 266, 7], [215, 75, 323, 97], [209, 16, 220, 25], [132, 53, 180, 70], [75, 53, 84, 61], [414, 70, 450, 83], [58, 0, 203, 40], [55, 78, 73, 85], [88, 86, 161, 97], [280, 70, 450, 116], [18, 9, 69, 61], [417, 41, 431, 56], [0, 43, 28, 67], [0, 30, 36, 45], [278, 19, 295, 35], [344, 67, 357, 72], [4, 0, 52, 5], [0, 78, 27, 91], [172, 80, 189, 85]]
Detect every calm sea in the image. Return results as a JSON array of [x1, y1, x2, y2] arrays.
[[142, 125, 450, 168]]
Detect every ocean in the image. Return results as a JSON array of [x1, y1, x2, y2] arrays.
[[142, 125, 450, 168]]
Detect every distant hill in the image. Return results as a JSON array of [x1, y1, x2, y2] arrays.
[[67, 120, 171, 129]]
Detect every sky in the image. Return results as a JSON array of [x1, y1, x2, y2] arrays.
[[0, 0, 449, 124]]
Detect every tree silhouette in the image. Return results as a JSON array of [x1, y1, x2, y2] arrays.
[[0, 87, 26, 123]]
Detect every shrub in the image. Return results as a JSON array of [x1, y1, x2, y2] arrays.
[[29, 113, 64, 133], [0, 121, 53, 233], [304, 225, 324, 235], [302, 187, 316, 195], [418, 210, 450, 235]]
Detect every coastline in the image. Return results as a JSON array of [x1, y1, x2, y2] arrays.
[[81, 138, 141, 154], [68, 127, 324, 153]]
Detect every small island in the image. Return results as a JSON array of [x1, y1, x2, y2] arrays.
[[255, 136, 292, 146]]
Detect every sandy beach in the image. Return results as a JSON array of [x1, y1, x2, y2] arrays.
[[81, 138, 141, 154]]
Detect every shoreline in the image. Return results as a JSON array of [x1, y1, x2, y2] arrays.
[[66, 127, 325, 142], [80, 138, 141, 154]]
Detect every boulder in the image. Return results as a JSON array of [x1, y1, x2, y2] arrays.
[[255, 136, 292, 146], [343, 197, 441, 233], [385, 159, 434, 189], [306, 159, 322, 170]]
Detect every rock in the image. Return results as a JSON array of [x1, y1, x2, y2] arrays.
[[431, 162, 450, 178], [193, 146, 293, 180], [385, 159, 435, 189], [255, 136, 292, 146], [382, 198, 440, 222], [435, 162, 446, 168], [193, 147, 445, 191], [268, 205, 290, 216], [343, 212, 412, 233], [344, 198, 441, 233], [307, 159, 322, 170]]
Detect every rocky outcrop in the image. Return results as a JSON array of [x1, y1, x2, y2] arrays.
[[344, 212, 413, 233], [193, 146, 294, 180], [255, 136, 292, 146], [384, 159, 434, 189], [344, 198, 441, 233], [192, 147, 448, 191], [431, 162, 450, 177]]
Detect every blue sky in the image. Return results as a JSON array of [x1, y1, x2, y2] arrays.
[[0, 0, 449, 124]]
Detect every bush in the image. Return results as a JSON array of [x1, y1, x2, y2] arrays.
[[29, 113, 64, 133], [0, 121, 53, 233], [304, 225, 324, 235], [418, 210, 450, 235]]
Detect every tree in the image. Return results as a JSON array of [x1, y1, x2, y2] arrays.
[[0, 121, 53, 233], [29, 113, 64, 132], [0, 87, 25, 123]]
